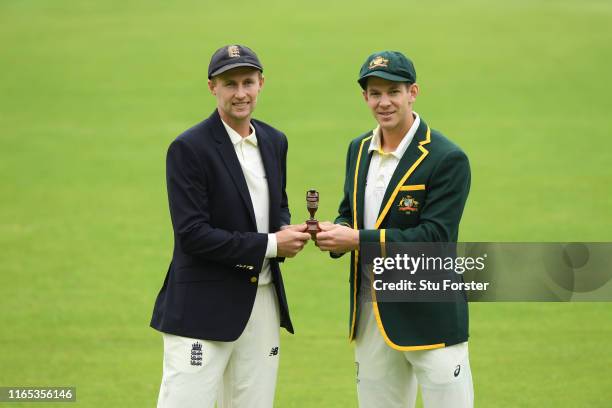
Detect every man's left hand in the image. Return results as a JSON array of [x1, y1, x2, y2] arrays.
[[315, 222, 359, 253]]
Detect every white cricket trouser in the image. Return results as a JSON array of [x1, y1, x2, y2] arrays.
[[156, 284, 281, 408], [355, 302, 474, 408]]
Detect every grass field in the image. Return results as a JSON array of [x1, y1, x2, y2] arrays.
[[1, 0, 612, 406]]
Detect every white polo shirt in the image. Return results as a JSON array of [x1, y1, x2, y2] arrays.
[[364, 112, 420, 229], [222, 120, 277, 285]]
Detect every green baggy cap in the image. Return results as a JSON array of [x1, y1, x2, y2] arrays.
[[358, 50, 417, 89]]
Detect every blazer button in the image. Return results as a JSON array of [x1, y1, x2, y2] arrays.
[[250, 276, 258, 283]]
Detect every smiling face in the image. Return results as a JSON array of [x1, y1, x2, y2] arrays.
[[363, 76, 419, 134], [208, 67, 264, 127]]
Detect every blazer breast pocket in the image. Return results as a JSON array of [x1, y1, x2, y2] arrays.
[[398, 184, 425, 192]]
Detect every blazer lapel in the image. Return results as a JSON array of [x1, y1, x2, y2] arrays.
[[354, 134, 373, 230], [253, 123, 280, 232], [210, 110, 258, 230], [374, 120, 431, 229]]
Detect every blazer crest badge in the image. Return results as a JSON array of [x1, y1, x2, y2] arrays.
[[398, 195, 419, 213]]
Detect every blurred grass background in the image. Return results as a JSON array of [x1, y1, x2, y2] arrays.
[[1, 0, 611, 406]]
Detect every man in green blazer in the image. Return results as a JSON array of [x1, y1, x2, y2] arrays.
[[316, 51, 473, 408]]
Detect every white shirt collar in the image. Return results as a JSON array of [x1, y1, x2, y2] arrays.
[[221, 120, 258, 147], [368, 112, 420, 159]]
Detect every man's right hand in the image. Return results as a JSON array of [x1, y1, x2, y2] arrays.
[[276, 224, 310, 258]]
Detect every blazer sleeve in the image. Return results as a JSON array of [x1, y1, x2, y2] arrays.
[[330, 142, 356, 259], [334, 141, 354, 227], [166, 139, 268, 266], [279, 134, 291, 227], [276, 134, 290, 263], [360, 149, 471, 244]]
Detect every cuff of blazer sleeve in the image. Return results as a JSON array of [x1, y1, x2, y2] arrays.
[[265, 233, 277, 258], [359, 229, 381, 244]]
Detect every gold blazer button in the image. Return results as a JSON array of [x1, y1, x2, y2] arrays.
[[250, 276, 258, 283]]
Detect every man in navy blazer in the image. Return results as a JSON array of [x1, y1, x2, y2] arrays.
[[151, 45, 310, 408]]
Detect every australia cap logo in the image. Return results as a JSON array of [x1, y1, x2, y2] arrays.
[[369, 56, 389, 69]]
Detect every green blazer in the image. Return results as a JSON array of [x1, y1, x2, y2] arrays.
[[334, 118, 471, 350]]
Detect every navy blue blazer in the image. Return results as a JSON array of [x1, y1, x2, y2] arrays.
[[150, 109, 294, 341]]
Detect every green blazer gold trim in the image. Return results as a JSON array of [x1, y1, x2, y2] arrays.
[[371, 297, 447, 351], [399, 184, 426, 191], [370, 126, 445, 351], [338, 119, 470, 348], [352, 135, 373, 229], [371, 287, 446, 350], [368, 241, 445, 350], [349, 135, 373, 340], [374, 127, 431, 229]]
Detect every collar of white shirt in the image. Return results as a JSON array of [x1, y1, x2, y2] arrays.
[[368, 112, 420, 159], [221, 120, 258, 147]]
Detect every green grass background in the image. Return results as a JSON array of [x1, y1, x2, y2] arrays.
[[1, 0, 612, 406]]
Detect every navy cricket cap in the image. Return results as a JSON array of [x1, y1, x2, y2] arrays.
[[208, 45, 263, 79], [358, 50, 417, 89]]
